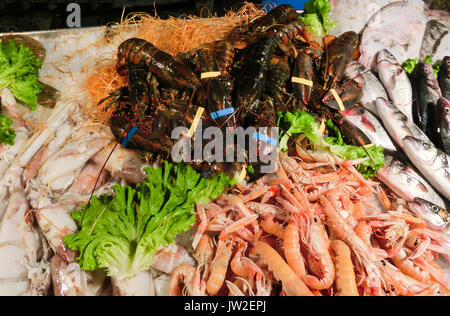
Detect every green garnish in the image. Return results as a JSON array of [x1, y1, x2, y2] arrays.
[[323, 120, 385, 179], [300, 0, 337, 38], [0, 40, 43, 109], [0, 114, 16, 146], [403, 58, 418, 75], [64, 162, 235, 280]]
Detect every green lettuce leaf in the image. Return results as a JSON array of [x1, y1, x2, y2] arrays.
[[64, 162, 235, 280], [300, 0, 336, 37], [403, 58, 418, 75], [277, 110, 320, 151], [0, 40, 43, 109], [0, 114, 16, 146], [323, 120, 385, 178]]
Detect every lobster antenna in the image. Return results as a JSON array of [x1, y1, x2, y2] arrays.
[[81, 127, 129, 223]]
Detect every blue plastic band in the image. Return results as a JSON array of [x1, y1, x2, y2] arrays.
[[252, 132, 279, 146], [211, 108, 235, 120], [121, 126, 139, 147]]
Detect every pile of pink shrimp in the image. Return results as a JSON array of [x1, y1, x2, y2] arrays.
[[169, 152, 450, 296]]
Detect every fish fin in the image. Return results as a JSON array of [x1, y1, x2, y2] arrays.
[[384, 74, 397, 91], [361, 116, 376, 133], [416, 182, 429, 193], [420, 20, 449, 61]]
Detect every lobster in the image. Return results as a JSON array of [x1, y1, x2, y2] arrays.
[[321, 31, 359, 90], [117, 38, 201, 91], [235, 20, 306, 122], [109, 63, 174, 154], [180, 41, 238, 130], [229, 4, 300, 48]]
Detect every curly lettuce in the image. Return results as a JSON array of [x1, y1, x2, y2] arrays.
[[277, 110, 320, 151], [64, 162, 235, 280], [0, 114, 15, 146], [0, 40, 43, 109], [300, 0, 336, 38], [323, 120, 385, 178]]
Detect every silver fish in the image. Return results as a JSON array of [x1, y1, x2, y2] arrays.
[[402, 136, 450, 201], [377, 49, 414, 121], [408, 198, 449, 233], [376, 97, 431, 149], [378, 155, 445, 208], [345, 61, 388, 117], [341, 106, 397, 152]]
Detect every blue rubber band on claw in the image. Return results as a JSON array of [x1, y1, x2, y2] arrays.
[[211, 107, 235, 120], [252, 133, 279, 146], [122, 126, 140, 147]]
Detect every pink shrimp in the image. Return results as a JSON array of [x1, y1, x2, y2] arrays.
[[391, 249, 431, 284], [330, 240, 359, 296], [354, 221, 372, 246], [246, 202, 284, 219], [302, 216, 336, 290], [242, 186, 269, 203], [231, 240, 251, 278], [192, 204, 208, 250], [194, 234, 215, 272], [319, 196, 384, 294], [260, 215, 285, 239], [207, 241, 234, 296], [170, 264, 203, 296], [283, 222, 307, 279], [251, 241, 313, 296], [414, 257, 450, 291]]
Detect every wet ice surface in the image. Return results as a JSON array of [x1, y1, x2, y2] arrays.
[[329, 0, 397, 36]]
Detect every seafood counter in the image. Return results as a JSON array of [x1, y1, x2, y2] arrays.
[[0, 0, 449, 296]]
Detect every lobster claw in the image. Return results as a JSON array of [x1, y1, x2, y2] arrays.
[[321, 31, 359, 90], [322, 80, 363, 111], [110, 103, 173, 153]]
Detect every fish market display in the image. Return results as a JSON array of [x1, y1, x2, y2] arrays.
[[0, 0, 448, 297]]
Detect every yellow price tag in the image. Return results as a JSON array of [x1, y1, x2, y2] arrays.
[[330, 89, 346, 112], [201, 72, 221, 79], [187, 107, 205, 138], [292, 77, 313, 87]]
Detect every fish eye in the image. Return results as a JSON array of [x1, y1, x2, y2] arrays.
[[359, 66, 365, 72], [445, 108, 450, 114], [432, 205, 439, 212], [422, 142, 431, 150]]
